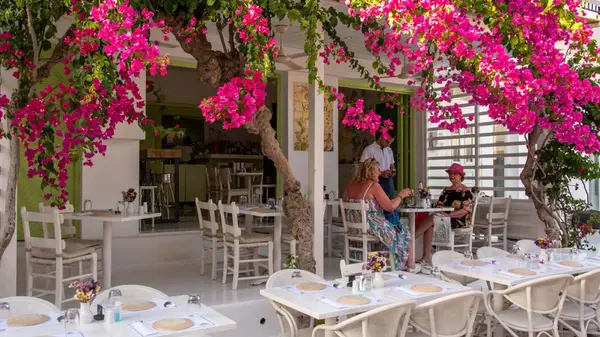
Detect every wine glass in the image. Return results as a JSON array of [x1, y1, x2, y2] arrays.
[[108, 288, 122, 303], [63, 308, 80, 336], [187, 294, 202, 313], [267, 198, 276, 210], [511, 244, 521, 256], [0, 302, 10, 320], [430, 266, 441, 283], [464, 250, 474, 261], [239, 195, 248, 207]]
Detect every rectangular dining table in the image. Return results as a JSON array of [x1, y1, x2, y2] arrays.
[[438, 254, 600, 337], [260, 271, 469, 337], [4, 295, 236, 337], [62, 212, 162, 288], [397, 207, 454, 267]]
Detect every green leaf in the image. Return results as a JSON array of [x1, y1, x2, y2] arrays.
[[207, 0, 216, 6], [41, 40, 51, 51], [543, 0, 554, 13]]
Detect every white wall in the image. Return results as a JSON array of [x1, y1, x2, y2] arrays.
[[283, 72, 339, 197], [81, 73, 146, 239], [0, 67, 17, 296]]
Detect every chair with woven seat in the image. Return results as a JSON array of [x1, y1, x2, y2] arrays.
[[485, 274, 573, 337], [556, 269, 600, 337], [219, 167, 250, 203], [340, 200, 379, 264], [22, 207, 98, 309], [219, 201, 274, 290], [196, 198, 223, 280], [433, 192, 485, 253], [473, 196, 511, 251]]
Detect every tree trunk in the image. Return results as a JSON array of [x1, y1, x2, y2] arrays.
[[0, 135, 20, 261], [244, 106, 315, 272], [520, 126, 562, 240]]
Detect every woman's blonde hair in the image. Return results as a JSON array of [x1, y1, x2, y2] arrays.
[[352, 158, 380, 184]]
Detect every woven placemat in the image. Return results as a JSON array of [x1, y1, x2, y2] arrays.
[[410, 284, 443, 293], [461, 260, 488, 267], [7, 314, 49, 327], [559, 261, 583, 268], [507, 254, 525, 260], [382, 274, 391, 281], [337, 295, 371, 306], [296, 282, 326, 291], [249, 207, 271, 212], [122, 300, 157, 312], [152, 318, 193, 331], [508, 268, 537, 276]]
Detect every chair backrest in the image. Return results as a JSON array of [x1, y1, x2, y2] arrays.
[[218, 201, 242, 237], [0, 296, 60, 315], [432, 251, 473, 286], [410, 291, 483, 337], [515, 239, 540, 254], [502, 274, 572, 314], [469, 192, 485, 227], [195, 198, 220, 236], [566, 269, 600, 304], [476, 246, 508, 259], [266, 269, 325, 288], [340, 260, 367, 277], [91, 285, 168, 308], [219, 167, 233, 190], [39, 202, 76, 238], [484, 196, 511, 225], [326, 301, 416, 337], [21, 207, 66, 257], [340, 200, 369, 234]]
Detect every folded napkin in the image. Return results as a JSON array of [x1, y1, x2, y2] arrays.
[[396, 284, 458, 297], [320, 294, 384, 309], [130, 314, 215, 337]]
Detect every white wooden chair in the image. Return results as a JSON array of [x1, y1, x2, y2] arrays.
[[0, 296, 60, 316], [21, 207, 98, 309], [556, 269, 600, 337], [91, 285, 168, 309], [219, 168, 250, 203], [515, 239, 541, 254], [474, 196, 511, 251], [266, 269, 325, 337], [219, 201, 274, 290], [407, 290, 483, 337], [339, 260, 367, 277], [476, 246, 509, 260], [340, 200, 379, 264], [485, 274, 573, 337], [432, 192, 485, 253], [195, 198, 223, 280], [205, 166, 222, 202], [312, 301, 416, 337]]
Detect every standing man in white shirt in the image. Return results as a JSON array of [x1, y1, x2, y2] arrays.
[[360, 132, 397, 198]]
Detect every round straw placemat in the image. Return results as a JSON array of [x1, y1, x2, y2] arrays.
[[7, 314, 49, 327], [559, 261, 583, 268], [122, 300, 156, 312], [461, 260, 488, 267], [508, 268, 536, 276], [337, 295, 371, 306], [382, 274, 391, 281], [507, 254, 525, 260], [296, 282, 326, 291], [152, 318, 194, 331], [410, 284, 443, 293]]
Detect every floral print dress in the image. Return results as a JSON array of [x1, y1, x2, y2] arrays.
[[438, 187, 475, 229], [345, 184, 411, 270]]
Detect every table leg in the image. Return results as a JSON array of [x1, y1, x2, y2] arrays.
[[492, 283, 507, 337], [274, 216, 282, 272], [245, 214, 254, 232], [324, 317, 337, 337], [409, 213, 416, 268], [103, 221, 112, 288]]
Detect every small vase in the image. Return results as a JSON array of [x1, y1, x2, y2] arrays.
[[126, 202, 135, 215], [79, 302, 94, 324], [373, 272, 385, 289], [539, 249, 548, 264], [420, 198, 429, 209]]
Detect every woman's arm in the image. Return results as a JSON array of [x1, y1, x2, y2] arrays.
[[371, 184, 403, 212], [449, 190, 474, 218]]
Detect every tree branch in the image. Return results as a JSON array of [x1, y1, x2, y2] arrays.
[[35, 25, 74, 84], [26, 4, 40, 86], [217, 26, 228, 53], [228, 24, 235, 52]]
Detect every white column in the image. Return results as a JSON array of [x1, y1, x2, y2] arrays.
[[308, 24, 325, 277]]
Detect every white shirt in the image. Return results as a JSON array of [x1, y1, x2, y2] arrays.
[[360, 142, 395, 171]]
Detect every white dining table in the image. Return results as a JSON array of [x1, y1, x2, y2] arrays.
[[62, 212, 162, 288], [260, 271, 469, 337], [4, 295, 236, 337], [438, 255, 600, 337], [397, 207, 454, 267], [238, 206, 285, 274]]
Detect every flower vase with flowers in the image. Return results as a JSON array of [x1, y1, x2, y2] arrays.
[[122, 188, 137, 215], [419, 187, 431, 208], [367, 252, 387, 288], [69, 279, 101, 324], [534, 237, 551, 263]]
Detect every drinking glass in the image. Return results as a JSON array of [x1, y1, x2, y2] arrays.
[[569, 247, 578, 261], [0, 302, 10, 320], [63, 308, 80, 336], [430, 266, 441, 283], [511, 244, 521, 256], [267, 198, 276, 210], [464, 250, 473, 261], [252, 194, 261, 207], [187, 294, 202, 313], [108, 289, 122, 303], [239, 196, 248, 207]]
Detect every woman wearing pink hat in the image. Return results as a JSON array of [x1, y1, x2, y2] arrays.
[[416, 163, 475, 264]]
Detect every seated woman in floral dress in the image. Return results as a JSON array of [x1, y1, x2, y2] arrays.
[[344, 159, 413, 270], [415, 163, 475, 264]]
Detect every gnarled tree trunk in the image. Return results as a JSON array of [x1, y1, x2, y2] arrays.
[[164, 17, 316, 271], [0, 134, 20, 261]]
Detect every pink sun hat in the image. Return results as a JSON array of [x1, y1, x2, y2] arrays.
[[445, 163, 466, 177]]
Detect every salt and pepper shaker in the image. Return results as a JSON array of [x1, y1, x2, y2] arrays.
[[352, 279, 360, 295], [104, 306, 115, 326]]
